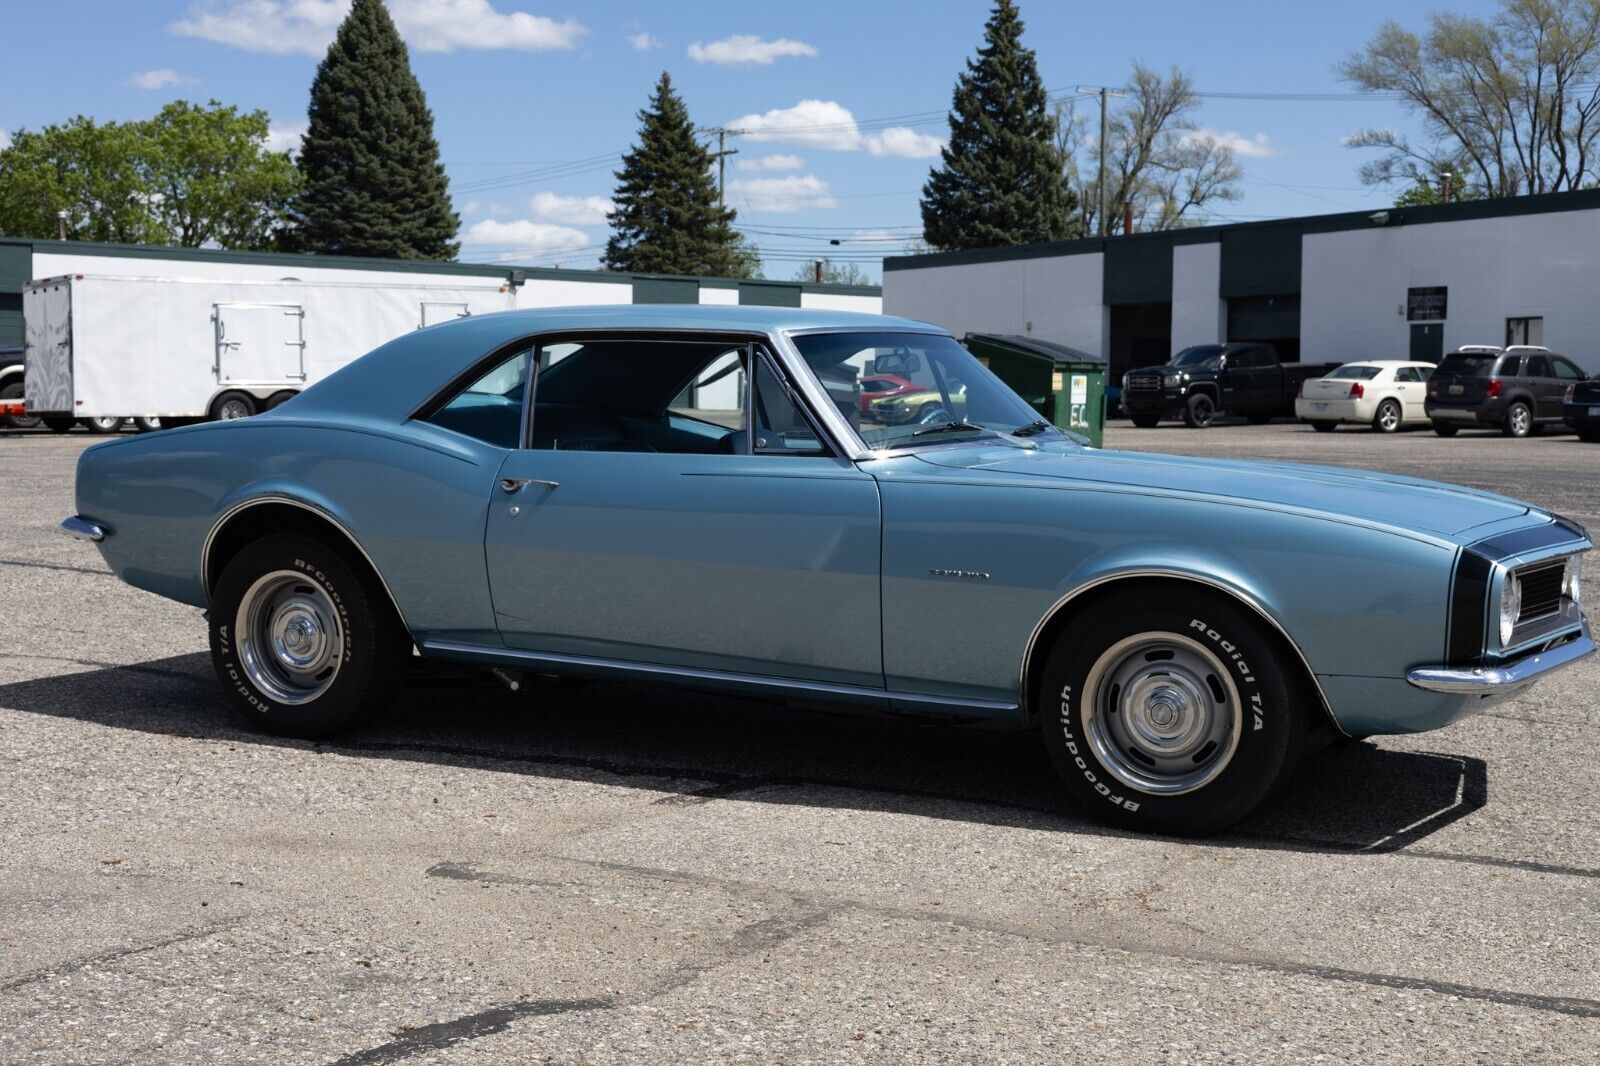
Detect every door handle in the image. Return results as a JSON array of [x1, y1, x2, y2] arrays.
[[500, 477, 559, 493]]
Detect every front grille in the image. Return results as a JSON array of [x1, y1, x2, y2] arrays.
[[1126, 374, 1163, 392], [1517, 561, 1566, 623]]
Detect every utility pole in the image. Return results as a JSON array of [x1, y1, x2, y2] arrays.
[[1439, 168, 1453, 205], [56, 210, 67, 241], [702, 127, 747, 210], [1075, 86, 1126, 237]]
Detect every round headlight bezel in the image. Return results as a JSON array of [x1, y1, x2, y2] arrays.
[[1499, 571, 1522, 647]]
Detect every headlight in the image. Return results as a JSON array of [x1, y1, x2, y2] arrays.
[[1500, 571, 1522, 646], [1122, 373, 1130, 388], [1563, 556, 1582, 608]]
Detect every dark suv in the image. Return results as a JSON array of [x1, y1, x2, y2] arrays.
[[1424, 346, 1587, 437]]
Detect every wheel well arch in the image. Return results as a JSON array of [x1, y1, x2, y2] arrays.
[[202, 497, 411, 640], [0, 364, 23, 389], [1019, 572, 1342, 738], [1188, 383, 1219, 398]]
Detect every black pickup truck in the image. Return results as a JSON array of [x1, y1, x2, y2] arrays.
[[1121, 343, 1340, 428]]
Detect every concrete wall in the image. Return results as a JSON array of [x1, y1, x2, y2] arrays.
[[883, 254, 1105, 355], [1302, 210, 1600, 373], [1170, 241, 1224, 350], [800, 291, 884, 314]]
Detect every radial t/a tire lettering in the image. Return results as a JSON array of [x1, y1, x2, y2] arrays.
[[1037, 585, 1307, 835], [209, 534, 404, 738]]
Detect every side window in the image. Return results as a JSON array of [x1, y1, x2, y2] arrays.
[[1526, 355, 1553, 378], [669, 350, 747, 426], [1497, 356, 1523, 378], [423, 347, 530, 448], [753, 355, 827, 454], [1395, 367, 1421, 383], [1553, 358, 1585, 380]]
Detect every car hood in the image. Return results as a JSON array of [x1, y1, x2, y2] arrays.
[[910, 444, 1533, 539]]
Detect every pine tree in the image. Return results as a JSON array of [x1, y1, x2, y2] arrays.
[[605, 73, 743, 276], [288, 0, 458, 259], [920, 0, 1076, 251]]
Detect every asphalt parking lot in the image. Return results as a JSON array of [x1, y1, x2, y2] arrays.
[[1, 421, 1595, 1063]]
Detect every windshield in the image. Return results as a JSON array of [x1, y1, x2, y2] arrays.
[[1437, 353, 1497, 377], [1327, 365, 1382, 380], [1170, 345, 1224, 369], [788, 331, 1062, 449]]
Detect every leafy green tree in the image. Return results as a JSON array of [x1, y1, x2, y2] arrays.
[[0, 104, 297, 247], [605, 72, 744, 276], [1393, 171, 1472, 207], [288, 0, 458, 259], [921, 0, 1075, 250]]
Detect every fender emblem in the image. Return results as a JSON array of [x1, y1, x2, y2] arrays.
[[929, 568, 991, 580]]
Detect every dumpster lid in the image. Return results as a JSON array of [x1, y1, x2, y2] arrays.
[[964, 333, 1105, 366]]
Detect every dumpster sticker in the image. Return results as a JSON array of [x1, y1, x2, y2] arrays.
[[1070, 375, 1087, 405]]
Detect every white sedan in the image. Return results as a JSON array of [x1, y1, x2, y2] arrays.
[[1295, 360, 1435, 433]]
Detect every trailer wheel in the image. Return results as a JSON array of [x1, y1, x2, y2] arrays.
[[210, 391, 258, 421], [81, 416, 125, 434], [42, 416, 76, 433], [132, 417, 163, 433], [263, 391, 299, 411]]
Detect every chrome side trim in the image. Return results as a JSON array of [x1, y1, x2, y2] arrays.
[[1016, 568, 1343, 735], [59, 515, 106, 542], [1408, 617, 1594, 696], [421, 640, 1020, 716], [200, 494, 412, 633]]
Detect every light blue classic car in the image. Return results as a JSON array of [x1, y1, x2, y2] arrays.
[[62, 306, 1593, 834]]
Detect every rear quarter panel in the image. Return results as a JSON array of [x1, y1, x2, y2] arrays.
[[75, 417, 504, 644]]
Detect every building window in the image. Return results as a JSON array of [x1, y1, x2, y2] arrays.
[[1505, 317, 1543, 346]]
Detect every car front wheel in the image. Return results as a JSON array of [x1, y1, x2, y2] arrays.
[[1037, 585, 1306, 835], [1129, 413, 1160, 429], [1182, 393, 1216, 428], [210, 534, 405, 738]]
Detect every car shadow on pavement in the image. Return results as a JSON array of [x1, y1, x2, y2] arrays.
[[0, 652, 1486, 856]]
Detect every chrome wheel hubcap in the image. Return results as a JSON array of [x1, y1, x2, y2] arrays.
[[1082, 632, 1242, 795], [1511, 407, 1529, 434], [1379, 404, 1399, 430], [235, 571, 343, 705], [220, 400, 251, 420]]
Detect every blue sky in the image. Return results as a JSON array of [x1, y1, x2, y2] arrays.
[[2, 1, 1503, 280]]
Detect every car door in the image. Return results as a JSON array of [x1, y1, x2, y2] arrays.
[[1394, 365, 1427, 419], [483, 335, 884, 689], [1523, 355, 1559, 419]]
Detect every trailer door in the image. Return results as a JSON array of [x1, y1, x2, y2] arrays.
[[23, 279, 75, 414], [214, 303, 306, 385]]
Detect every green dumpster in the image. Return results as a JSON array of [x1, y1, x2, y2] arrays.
[[963, 333, 1107, 447]]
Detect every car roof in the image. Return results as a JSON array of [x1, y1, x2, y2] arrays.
[[292, 304, 943, 424], [1337, 360, 1427, 367]]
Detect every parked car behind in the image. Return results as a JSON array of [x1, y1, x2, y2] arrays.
[[1294, 361, 1434, 433], [1564, 378, 1600, 442], [1122, 343, 1339, 428], [1425, 345, 1587, 437]]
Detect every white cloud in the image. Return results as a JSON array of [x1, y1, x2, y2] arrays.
[[728, 99, 860, 150], [265, 118, 307, 154], [170, 0, 587, 56], [864, 126, 944, 158], [460, 199, 481, 214], [528, 190, 613, 226], [735, 152, 803, 172], [688, 34, 816, 66], [627, 31, 660, 52], [463, 218, 591, 261], [1188, 128, 1278, 158], [0, 129, 10, 151], [727, 174, 835, 213], [129, 68, 198, 90]]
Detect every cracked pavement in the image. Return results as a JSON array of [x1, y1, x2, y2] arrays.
[[0, 423, 1596, 1063]]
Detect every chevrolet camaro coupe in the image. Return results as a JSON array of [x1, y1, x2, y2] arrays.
[[62, 307, 1593, 834]]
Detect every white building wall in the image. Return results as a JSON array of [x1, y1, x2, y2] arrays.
[[699, 285, 740, 305], [1170, 241, 1224, 350], [883, 253, 1105, 355], [800, 291, 883, 313], [1303, 209, 1600, 373]]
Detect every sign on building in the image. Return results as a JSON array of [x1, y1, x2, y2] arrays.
[[1407, 286, 1448, 321]]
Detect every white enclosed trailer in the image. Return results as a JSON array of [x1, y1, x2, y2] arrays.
[[23, 272, 518, 423]]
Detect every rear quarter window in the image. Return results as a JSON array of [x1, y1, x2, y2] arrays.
[[1436, 354, 1497, 377], [1327, 365, 1382, 380]]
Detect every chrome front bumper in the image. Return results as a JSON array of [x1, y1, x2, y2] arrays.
[[59, 515, 107, 542], [1407, 616, 1594, 697]]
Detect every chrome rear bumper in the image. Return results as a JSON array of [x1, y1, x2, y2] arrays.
[[1407, 617, 1594, 697], [59, 515, 107, 543]]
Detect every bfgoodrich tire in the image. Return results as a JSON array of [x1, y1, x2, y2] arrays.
[[1037, 585, 1307, 835], [210, 534, 406, 738]]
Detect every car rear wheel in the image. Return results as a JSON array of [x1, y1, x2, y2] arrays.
[[1037, 586, 1306, 835], [210, 534, 406, 738], [1309, 420, 1337, 433], [1, 381, 41, 430], [1371, 399, 1402, 433], [210, 391, 258, 421], [1431, 421, 1459, 437], [916, 403, 950, 425], [1182, 393, 1216, 429], [42, 416, 76, 433], [1579, 427, 1600, 443], [1502, 401, 1532, 437], [1129, 413, 1160, 429]]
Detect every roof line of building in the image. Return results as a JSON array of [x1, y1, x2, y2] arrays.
[[884, 187, 1600, 272], [0, 236, 881, 296]]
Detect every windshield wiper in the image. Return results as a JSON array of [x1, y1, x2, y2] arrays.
[[1011, 418, 1055, 437], [910, 419, 991, 439]]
